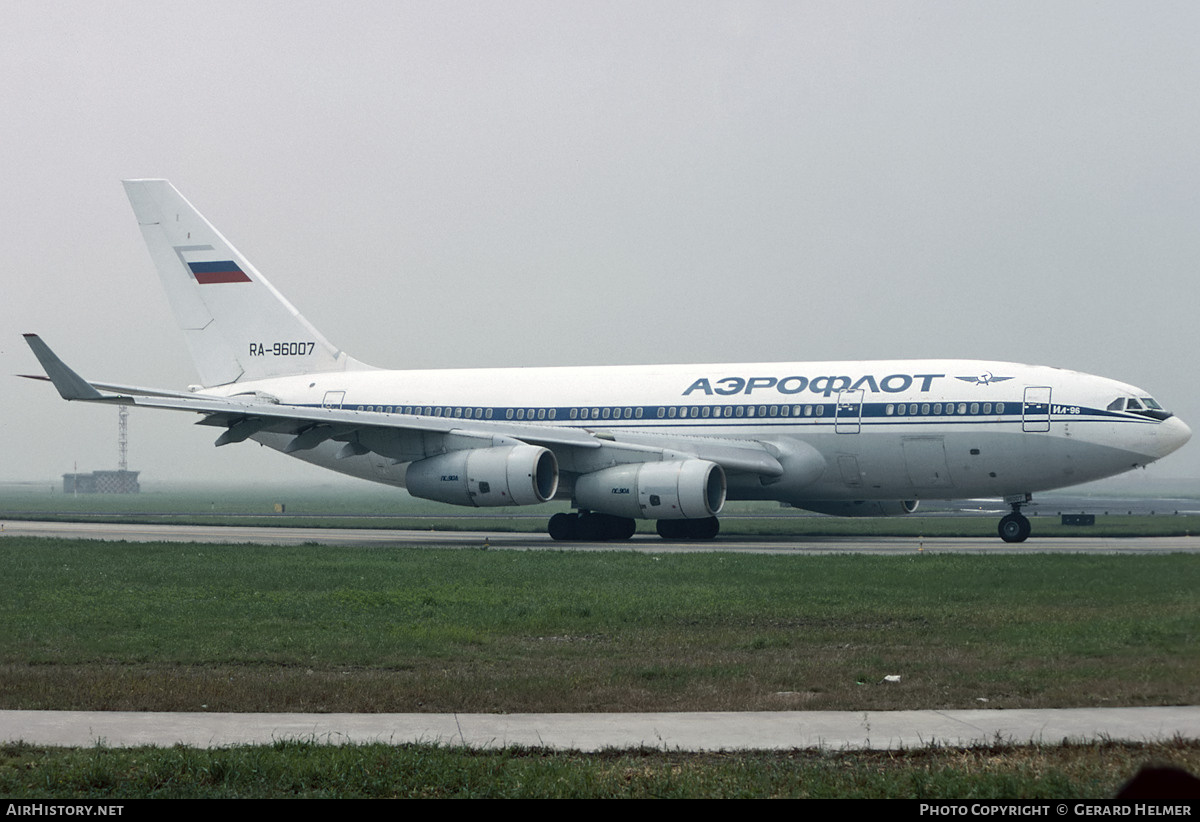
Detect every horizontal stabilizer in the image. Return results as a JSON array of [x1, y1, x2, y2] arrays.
[[22, 335, 105, 401]]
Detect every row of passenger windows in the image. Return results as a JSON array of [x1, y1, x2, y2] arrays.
[[350, 404, 831, 420], [885, 402, 1006, 416], [352, 402, 1010, 420], [356, 405, 499, 419], [649, 404, 828, 419]]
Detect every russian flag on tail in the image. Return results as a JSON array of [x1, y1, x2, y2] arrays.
[[188, 260, 251, 284]]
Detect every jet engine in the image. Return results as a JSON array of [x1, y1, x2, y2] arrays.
[[405, 445, 558, 507], [797, 500, 919, 517], [573, 459, 726, 520]]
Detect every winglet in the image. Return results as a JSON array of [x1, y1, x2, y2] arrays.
[[22, 335, 106, 400]]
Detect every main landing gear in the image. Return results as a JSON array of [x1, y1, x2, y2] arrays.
[[998, 499, 1032, 543], [656, 517, 720, 540], [548, 511, 636, 542], [547, 512, 722, 542]]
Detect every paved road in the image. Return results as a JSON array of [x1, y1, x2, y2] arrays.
[[4, 519, 1200, 553], [2, 707, 1198, 751]]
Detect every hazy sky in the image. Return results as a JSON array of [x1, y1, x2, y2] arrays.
[[4, 1, 1200, 487]]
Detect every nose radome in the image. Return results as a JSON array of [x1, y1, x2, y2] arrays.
[[1152, 416, 1192, 460]]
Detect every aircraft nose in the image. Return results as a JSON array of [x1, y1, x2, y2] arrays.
[[1150, 415, 1192, 460]]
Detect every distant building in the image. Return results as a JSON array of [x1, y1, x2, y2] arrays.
[[62, 470, 140, 494]]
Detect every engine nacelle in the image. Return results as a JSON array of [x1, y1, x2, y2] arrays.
[[405, 445, 558, 507], [574, 459, 726, 520], [797, 499, 919, 517]]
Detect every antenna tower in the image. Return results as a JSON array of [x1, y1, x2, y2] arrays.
[[118, 406, 129, 472]]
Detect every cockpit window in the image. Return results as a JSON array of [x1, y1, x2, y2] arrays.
[[1118, 395, 1173, 421]]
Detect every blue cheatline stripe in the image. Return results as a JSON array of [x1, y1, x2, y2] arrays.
[[280, 400, 1153, 428]]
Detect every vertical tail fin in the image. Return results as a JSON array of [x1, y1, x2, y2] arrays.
[[122, 179, 368, 387]]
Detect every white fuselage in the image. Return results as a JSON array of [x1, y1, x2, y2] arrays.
[[204, 358, 1191, 508]]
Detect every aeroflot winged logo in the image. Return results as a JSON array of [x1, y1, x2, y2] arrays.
[[955, 372, 1013, 386], [682, 373, 947, 398]]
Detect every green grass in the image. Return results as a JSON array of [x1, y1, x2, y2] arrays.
[[3, 739, 1198, 798], [2, 538, 1197, 713], [3, 535, 1198, 798]]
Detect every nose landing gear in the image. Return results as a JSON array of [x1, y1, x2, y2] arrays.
[[998, 497, 1032, 543]]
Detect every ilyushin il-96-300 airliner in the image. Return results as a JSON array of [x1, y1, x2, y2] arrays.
[[23, 180, 1192, 543]]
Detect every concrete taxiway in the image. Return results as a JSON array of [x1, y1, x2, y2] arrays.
[[3, 519, 1200, 553], [3, 707, 1198, 751]]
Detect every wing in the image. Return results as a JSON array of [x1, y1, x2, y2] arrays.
[[22, 334, 784, 485]]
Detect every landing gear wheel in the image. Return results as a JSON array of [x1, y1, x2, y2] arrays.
[[998, 513, 1031, 543], [548, 512, 577, 541], [548, 512, 636, 542], [575, 513, 602, 541], [586, 512, 636, 541], [608, 516, 637, 541], [657, 519, 684, 540], [688, 516, 720, 540], [656, 517, 720, 540]]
